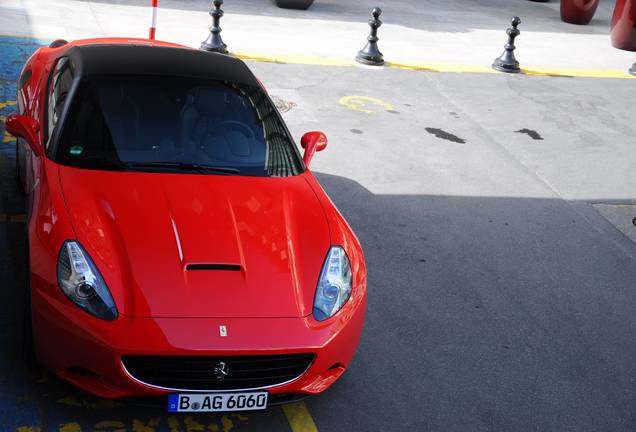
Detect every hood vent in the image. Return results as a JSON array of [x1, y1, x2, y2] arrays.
[[186, 264, 241, 271]]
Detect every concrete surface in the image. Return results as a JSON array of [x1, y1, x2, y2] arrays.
[[594, 204, 636, 245], [0, 0, 635, 70], [1, 3, 636, 431]]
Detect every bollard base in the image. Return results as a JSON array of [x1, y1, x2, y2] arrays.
[[200, 41, 228, 54], [630, 63, 636, 76], [356, 41, 384, 66], [356, 52, 385, 66], [492, 57, 520, 73]]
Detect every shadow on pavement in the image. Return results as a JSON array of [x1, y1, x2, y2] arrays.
[[1, 169, 636, 430]]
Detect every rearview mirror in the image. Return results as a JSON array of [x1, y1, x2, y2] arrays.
[[300, 131, 327, 168], [5, 114, 42, 157]]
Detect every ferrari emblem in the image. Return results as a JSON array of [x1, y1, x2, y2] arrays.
[[213, 361, 229, 380], [219, 325, 227, 337]]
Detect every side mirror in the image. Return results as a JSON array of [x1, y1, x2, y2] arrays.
[[5, 114, 42, 157], [300, 131, 327, 168]]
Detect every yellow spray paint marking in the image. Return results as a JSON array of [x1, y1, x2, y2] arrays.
[[84, 398, 121, 409], [16, 427, 41, 432], [184, 416, 206, 432], [59, 423, 82, 432], [339, 95, 394, 114], [283, 401, 318, 432], [57, 395, 82, 407], [0, 213, 26, 223], [93, 420, 125, 432], [167, 416, 180, 432], [221, 415, 234, 432], [56, 394, 120, 409], [0, 100, 17, 109], [132, 418, 160, 432], [9, 214, 27, 223]]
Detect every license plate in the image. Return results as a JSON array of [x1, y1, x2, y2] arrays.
[[167, 392, 268, 412]]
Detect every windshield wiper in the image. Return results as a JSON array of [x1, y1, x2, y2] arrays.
[[127, 162, 240, 175]]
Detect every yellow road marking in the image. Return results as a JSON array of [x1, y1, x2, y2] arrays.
[[0, 100, 17, 109], [58, 424, 81, 432], [183, 415, 207, 431], [234, 51, 634, 79], [9, 214, 27, 223], [94, 420, 126, 432], [388, 60, 496, 74], [233, 51, 352, 68], [56, 395, 82, 407], [0, 33, 631, 80], [16, 427, 41, 432], [0, 213, 26, 223], [283, 401, 318, 432], [339, 95, 394, 114], [132, 418, 160, 432]]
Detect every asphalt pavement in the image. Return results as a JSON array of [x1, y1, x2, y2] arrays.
[[2, 33, 636, 431]]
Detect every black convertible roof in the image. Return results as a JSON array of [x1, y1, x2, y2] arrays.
[[66, 44, 258, 86]]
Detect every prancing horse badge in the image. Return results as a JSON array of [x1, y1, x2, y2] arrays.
[[219, 325, 227, 337]]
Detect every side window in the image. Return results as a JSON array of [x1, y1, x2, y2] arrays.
[[46, 57, 74, 148], [19, 68, 32, 90]]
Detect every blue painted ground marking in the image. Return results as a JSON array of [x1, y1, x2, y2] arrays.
[[0, 35, 45, 431], [0, 36, 49, 162]]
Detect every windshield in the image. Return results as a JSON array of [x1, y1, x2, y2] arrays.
[[54, 75, 303, 177]]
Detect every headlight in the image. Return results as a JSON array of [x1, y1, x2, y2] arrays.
[[313, 246, 352, 321], [57, 241, 118, 321]]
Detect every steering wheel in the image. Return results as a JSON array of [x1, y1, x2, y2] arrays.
[[218, 120, 255, 140]]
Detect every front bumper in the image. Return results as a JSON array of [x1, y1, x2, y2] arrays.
[[31, 276, 366, 399]]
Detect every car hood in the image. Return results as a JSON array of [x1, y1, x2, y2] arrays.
[[58, 167, 330, 318]]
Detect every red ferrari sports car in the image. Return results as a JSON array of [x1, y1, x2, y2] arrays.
[[6, 37, 366, 411]]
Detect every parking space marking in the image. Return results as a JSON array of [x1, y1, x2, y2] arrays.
[[0, 32, 633, 80], [1, 102, 17, 143], [59, 424, 82, 432], [0, 100, 16, 109], [339, 95, 394, 114], [236, 52, 635, 79], [56, 394, 122, 409], [282, 402, 318, 432]]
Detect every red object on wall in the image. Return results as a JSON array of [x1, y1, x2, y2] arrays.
[[560, 0, 600, 25], [611, 0, 636, 51]]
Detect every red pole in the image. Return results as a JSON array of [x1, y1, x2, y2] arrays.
[[149, 0, 158, 40]]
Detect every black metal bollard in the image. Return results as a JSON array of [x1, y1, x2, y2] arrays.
[[201, 0, 228, 53], [630, 63, 635, 76], [356, 8, 384, 66], [492, 17, 522, 73]]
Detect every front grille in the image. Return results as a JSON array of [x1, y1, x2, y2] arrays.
[[122, 353, 315, 391]]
